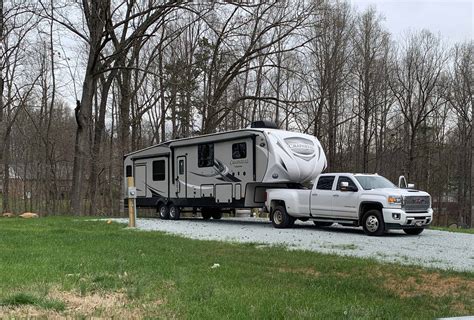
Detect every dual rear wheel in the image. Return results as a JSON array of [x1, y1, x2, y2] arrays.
[[271, 206, 295, 228], [158, 203, 181, 220]]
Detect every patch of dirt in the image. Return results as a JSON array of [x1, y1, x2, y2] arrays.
[[384, 273, 474, 298], [451, 301, 469, 314], [0, 289, 167, 319], [278, 267, 320, 277]]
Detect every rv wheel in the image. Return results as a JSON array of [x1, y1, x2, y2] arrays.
[[158, 204, 169, 220], [271, 205, 292, 229], [169, 205, 181, 220], [211, 211, 222, 220], [201, 209, 212, 220]]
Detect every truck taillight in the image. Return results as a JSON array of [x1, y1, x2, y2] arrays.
[[264, 192, 267, 202]]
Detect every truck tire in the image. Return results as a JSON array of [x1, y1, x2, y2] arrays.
[[313, 221, 333, 227], [169, 205, 181, 220], [201, 208, 212, 220], [271, 205, 293, 229], [158, 204, 169, 220], [362, 210, 385, 236], [403, 228, 424, 235]]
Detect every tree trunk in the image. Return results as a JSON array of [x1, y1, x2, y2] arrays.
[[2, 132, 10, 213], [88, 75, 114, 215], [119, 68, 132, 158], [471, 106, 474, 227], [71, 71, 95, 215]]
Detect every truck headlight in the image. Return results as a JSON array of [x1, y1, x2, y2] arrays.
[[388, 195, 402, 205]]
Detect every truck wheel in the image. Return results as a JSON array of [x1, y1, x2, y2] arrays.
[[169, 205, 181, 220], [201, 208, 211, 220], [211, 211, 222, 220], [313, 221, 333, 227], [362, 210, 385, 236], [158, 204, 169, 220], [271, 205, 292, 229], [403, 228, 424, 235]]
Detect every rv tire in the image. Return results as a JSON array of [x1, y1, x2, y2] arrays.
[[169, 205, 181, 220], [158, 204, 169, 220], [211, 211, 222, 220], [271, 205, 292, 229], [201, 209, 212, 220]]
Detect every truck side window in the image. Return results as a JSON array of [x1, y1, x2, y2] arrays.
[[316, 176, 335, 190], [152, 160, 166, 181], [336, 176, 357, 190], [198, 143, 214, 167], [232, 142, 246, 159]]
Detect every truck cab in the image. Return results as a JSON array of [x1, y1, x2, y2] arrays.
[[265, 173, 433, 236]]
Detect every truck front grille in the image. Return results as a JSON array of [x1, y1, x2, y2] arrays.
[[404, 196, 430, 212]]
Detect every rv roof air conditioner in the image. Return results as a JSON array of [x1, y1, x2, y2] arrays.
[[250, 120, 278, 129]]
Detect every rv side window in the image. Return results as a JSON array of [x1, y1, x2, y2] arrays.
[[198, 143, 214, 167], [316, 176, 335, 190], [232, 142, 247, 159], [178, 159, 184, 175], [126, 165, 132, 177], [152, 160, 166, 181]]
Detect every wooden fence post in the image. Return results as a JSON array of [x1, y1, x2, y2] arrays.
[[127, 176, 136, 228]]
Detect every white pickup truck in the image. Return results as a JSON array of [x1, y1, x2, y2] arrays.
[[264, 173, 433, 236]]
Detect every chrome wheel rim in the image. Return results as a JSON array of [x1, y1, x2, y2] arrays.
[[170, 207, 176, 218], [160, 206, 167, 218], [274, 210, 284, 225], [366, 215, 379, 233]]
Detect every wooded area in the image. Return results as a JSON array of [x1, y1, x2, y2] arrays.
[[0, 0, 472, 226]]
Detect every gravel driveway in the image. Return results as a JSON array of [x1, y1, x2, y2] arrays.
[[113, 217, 474, 272]]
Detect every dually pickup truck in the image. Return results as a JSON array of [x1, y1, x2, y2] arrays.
[[264, 173, 433, 236]]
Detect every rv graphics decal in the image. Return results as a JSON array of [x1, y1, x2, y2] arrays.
[[146, 184, 164, 197], [284, 137, 316, 161], [191, 159, 241, 183]]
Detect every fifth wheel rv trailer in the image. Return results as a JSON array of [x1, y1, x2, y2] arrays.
[[123, 121, 327, 220]]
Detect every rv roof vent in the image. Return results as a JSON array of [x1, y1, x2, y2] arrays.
[[250, 120, 278, 129]]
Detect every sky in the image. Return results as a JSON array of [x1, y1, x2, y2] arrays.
[[350, 0, 473, 44]]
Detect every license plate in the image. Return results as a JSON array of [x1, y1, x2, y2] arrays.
[[415, 221, 423, 227]]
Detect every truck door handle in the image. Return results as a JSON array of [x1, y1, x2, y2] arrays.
[[333, 195, 339, 197], [312, 194, 318, 196]]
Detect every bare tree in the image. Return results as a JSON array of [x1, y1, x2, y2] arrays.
[[390, 31, 447, 182], [447, 42, 473, 226]]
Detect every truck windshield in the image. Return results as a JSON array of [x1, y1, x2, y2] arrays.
[[355, 176, 396, 190]]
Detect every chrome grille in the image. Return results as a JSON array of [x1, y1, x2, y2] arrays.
[[404, 196, 430, 212]]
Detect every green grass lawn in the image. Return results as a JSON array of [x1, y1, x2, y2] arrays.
[[0, 217, 473, 319]]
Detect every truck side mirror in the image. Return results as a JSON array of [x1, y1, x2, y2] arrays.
[[398, 175, 407, 188], [340, 181, 350, 192], [340, 181, 357, 192]]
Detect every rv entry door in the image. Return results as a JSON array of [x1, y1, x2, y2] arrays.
[[176, 156, 187, 198], [134, 163, 147, 197]]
